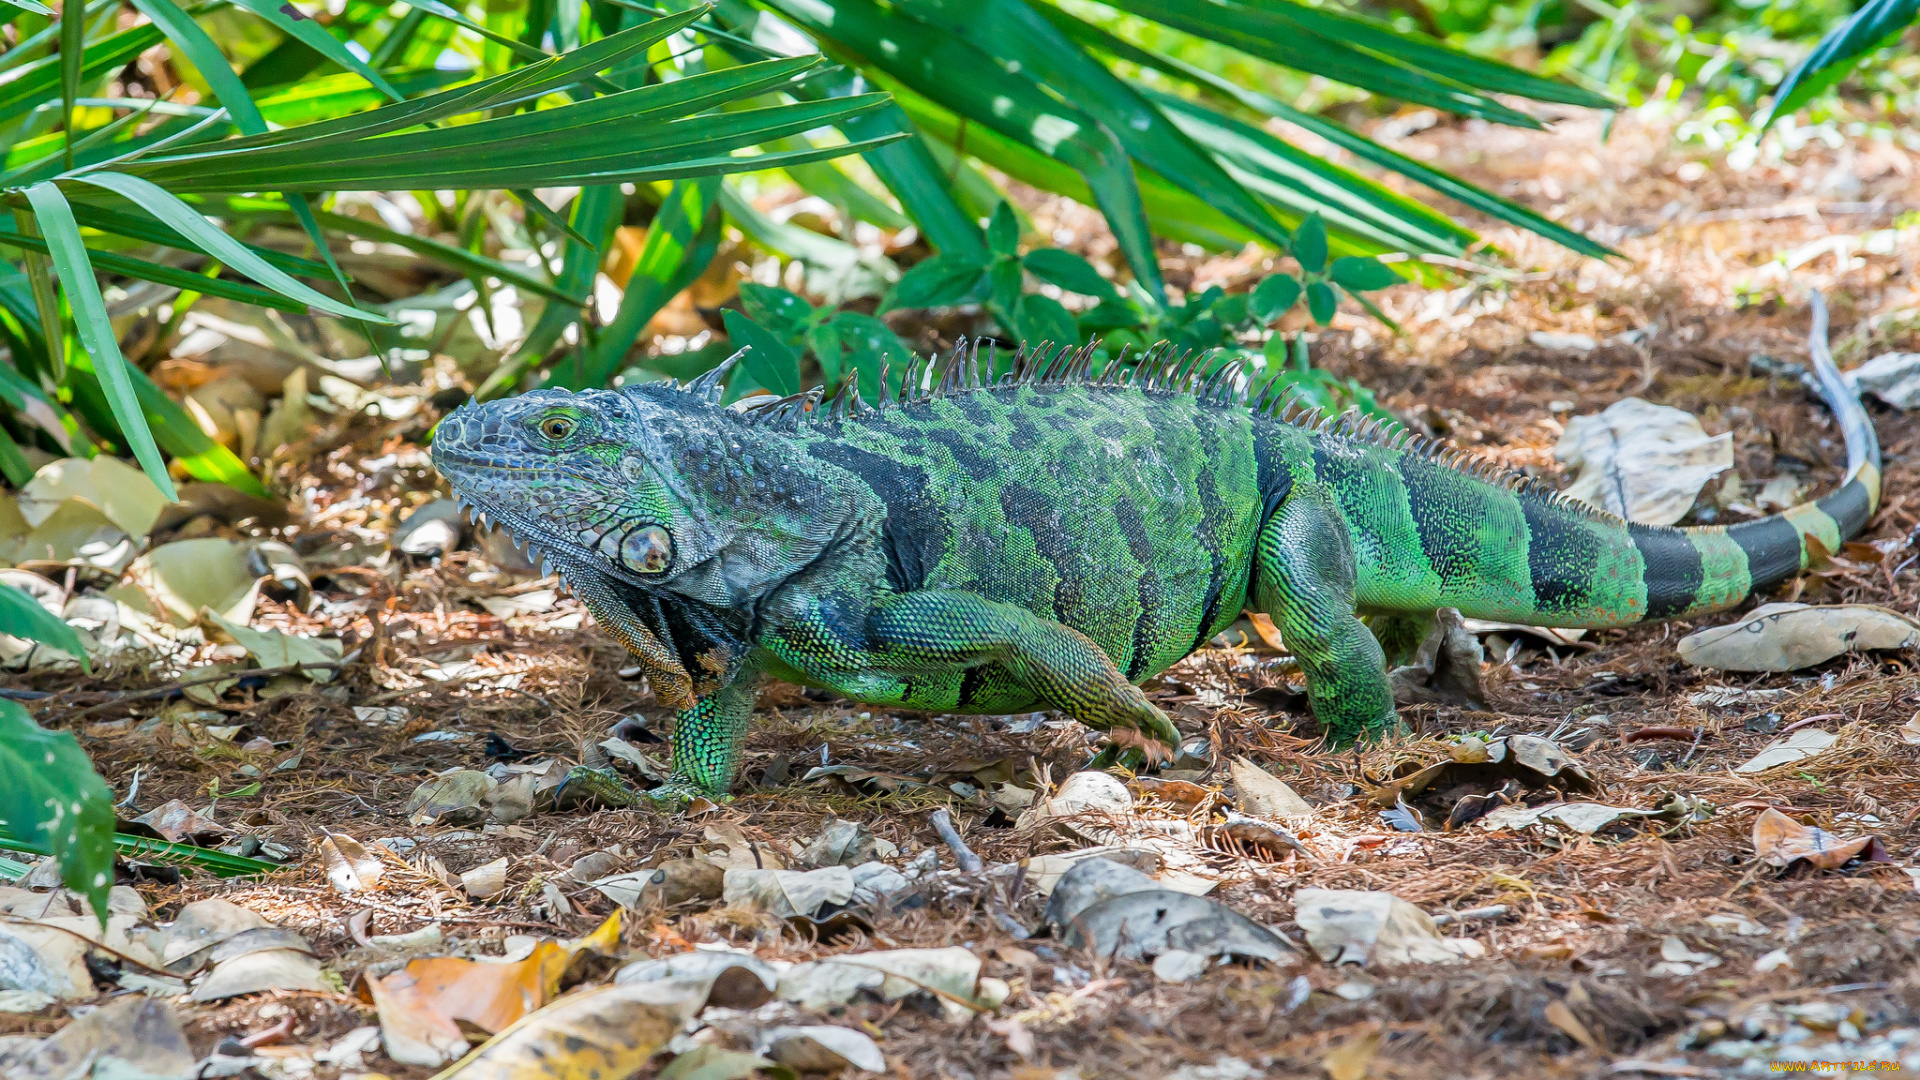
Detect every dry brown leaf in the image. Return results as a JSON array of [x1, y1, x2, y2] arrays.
[[1751, 807, 1888, 871], [1544, 1000, 1601, 1053], [1678, 602, 1920, 671], [1901, 713, 1920, 745], [1229, 756, 1314, 819], [1322, 1026, 1382, 1080], [320, 833, 383, 893]]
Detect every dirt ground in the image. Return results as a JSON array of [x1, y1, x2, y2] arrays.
[[13, 105, 1920, 1080]]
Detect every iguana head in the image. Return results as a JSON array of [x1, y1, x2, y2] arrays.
[[429, 375, 863, 710]]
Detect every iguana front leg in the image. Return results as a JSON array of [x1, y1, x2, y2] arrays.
[[655, 664, 760, 803], [866, 589, 1181, 749], [1253, 482, 1402, 745]]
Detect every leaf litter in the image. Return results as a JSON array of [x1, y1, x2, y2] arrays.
[[7, 109, 1920, 1080]]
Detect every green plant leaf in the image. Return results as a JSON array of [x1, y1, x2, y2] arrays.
[[825, 311, 914, 400], [23, 181, 175, 500], [225, 0, 405, 103], [0, 584, 87, 670], [566, 176, 721, 391], [721, 309, 801, 396], [130, 0, 268, 133], [1022, 248, 1119, 303], [986, 201, 1019, 259], [1012, 292, 1077, 348], [0, 23, 161, 124], [0, 828, 281, 877], [1329, 256, 1402, 292], [882, 250, 989, 311], [75, 172, 392, 323], [0, 699, 114, 923], [1306, 279, 1337, 324], [0, 227, 306, 312], [1761, 0, 1920, 128], [739, 283, 816, 340], [755, 0, 1164, 299], [1252, 273, 1301, 322], [1293, 213, 1328, 275]]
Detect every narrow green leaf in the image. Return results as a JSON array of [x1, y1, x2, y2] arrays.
[[58, 0, 82, 171], [1330, 256, 1402, 292], [63, 200, 332, 279], [1021, 248, 1119, 303], [0, 228, 305, 312], [1306, 280, 1336, 324], [986, 202, 1019, 258], [882, 251, 988, 312], [1762, 0, 1920, 128], [23, 181, 175, 500], [1033, 8, 1615, 258], [512, 189, 596, 250], [755, 0, 1164, 298], [0, 828, 281, 877], [3, 0, 55, 16], [130, 0, 268, 133], [1252, 273, 1300, 322], [75, 173, 392, 323], [0, 584, 88, 670], [477, 184, 620, 400], [225, 0, 405, 102], [0, 700, 114, 924], [566, 176, 721, 390], [721, 309, 801, 396], [1293, 213, 1327, 274], [0, 23, 160, 125]]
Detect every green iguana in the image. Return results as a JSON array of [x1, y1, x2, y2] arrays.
[[430, 313, 1880, 804]]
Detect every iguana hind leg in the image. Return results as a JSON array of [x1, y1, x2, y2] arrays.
[[868, 589, 1180, 749], [1253, 482, 1402, 745]]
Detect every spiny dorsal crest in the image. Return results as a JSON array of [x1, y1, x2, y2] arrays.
[[665, 339, 1622, 524]]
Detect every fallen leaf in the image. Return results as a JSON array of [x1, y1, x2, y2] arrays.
[[405, 770, 499, 827], [1751, 807, 1888, 871], [1015, 770, 1132, 833], [722, 866, 853, 919], [1293, 889, 1485, 966], [426, 979, 698, 1080], [1678, 603, 1920, 672], [1648, 936, 1720, 977], [479, 589, 557, 618], [589, 859, 724, 909], [207, 613, 343, 682], [798, 818, 886, 868], [18, 457, 170, 539], [192, 943, 330, 1001], [985, 1016, 1036, 1060], [108, 539, 261, 628], [461, 858, 509, 900], [1478, 802, 1661, 836], [776, 946, 1001, 1018], [130, 799, 231, 844], [758, 1025, 886, 1073], [1735, 729, 1838, 774], [1555, 397, 1731, 524], [1902, 714, 1920, 745], [1321, 1026, 1382, 1080], [615, 949, 778, 1009], [1229, 756, 1315, 819], [1151, 949, 1211, 983], [320, 834, 383, 894], [656, 1045, 778, 1080], [5, 996, 194, 1080], [1545, 1000, 1601, 1053], [1754, 949, 1794, 973], [1046, 858, 1291, 965]]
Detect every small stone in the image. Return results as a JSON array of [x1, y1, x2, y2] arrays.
[[1745, 712, 1781, 734]]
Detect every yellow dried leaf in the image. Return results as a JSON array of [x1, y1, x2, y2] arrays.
[[1321, 1026, 1381, 1080], [428, 982, 693, 1080], [1545, 1000, 1601, 1053]]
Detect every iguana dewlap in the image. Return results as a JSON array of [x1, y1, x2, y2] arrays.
[[431, 333, 1880, 801]]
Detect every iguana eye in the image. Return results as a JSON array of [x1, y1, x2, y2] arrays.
[[620, 525, 671, 574], [540, 415, 576, 440]]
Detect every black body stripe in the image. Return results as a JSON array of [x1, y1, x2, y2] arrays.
[[1729, 515, 1804, 593], [1629, 525, 1704, 620], [1818, 480, 1874, 538], [805, 441, 946, 592], [1522, 499, 1607, 615]]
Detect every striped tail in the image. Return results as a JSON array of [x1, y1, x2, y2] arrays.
[[1630, 291, 1882, 621]]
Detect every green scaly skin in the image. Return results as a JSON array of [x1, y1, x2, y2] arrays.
[[430, 330, 1881, 805]]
